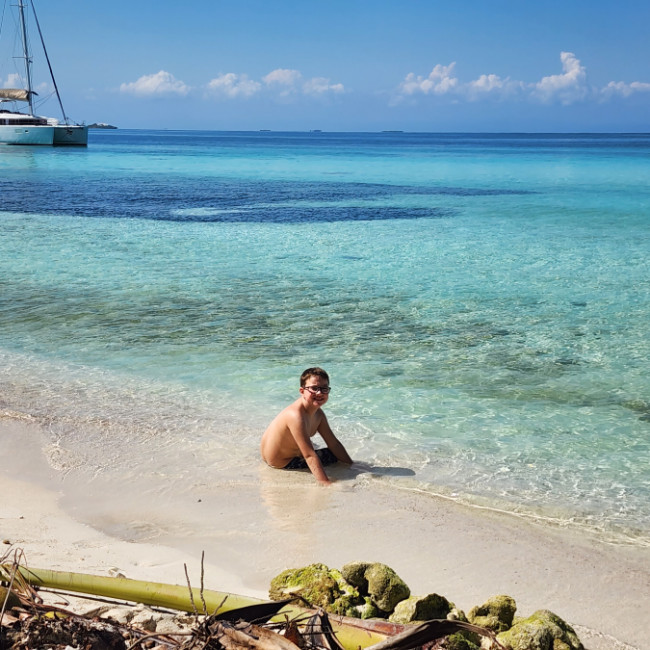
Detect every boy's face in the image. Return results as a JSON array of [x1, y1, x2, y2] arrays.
[[300, 374, 330, 407]]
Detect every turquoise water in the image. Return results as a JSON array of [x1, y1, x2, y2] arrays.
[[1, 131, 649, 545]]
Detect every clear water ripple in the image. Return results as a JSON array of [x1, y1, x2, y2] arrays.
[[1, 131, 649, 546]]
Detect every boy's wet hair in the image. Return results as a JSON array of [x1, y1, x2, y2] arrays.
[[300, 367, 329, 387]]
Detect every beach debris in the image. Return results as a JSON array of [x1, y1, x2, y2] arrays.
[[468, 595, 517, 633], [0, 579, 504, 650], [299, 609, 346, 650], [0, 550, 580, 650], [496, 609, 584, 650], [0, 585, 22, 610], [358, 618, 504, 650], [182, 617, 302, 650]]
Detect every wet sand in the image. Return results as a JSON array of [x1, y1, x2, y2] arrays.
[[1, 418, 648, 649]]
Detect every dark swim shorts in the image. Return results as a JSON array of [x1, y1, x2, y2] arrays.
[[283, 448, 338, 470]]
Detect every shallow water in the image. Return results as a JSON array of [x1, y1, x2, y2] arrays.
[[1, 131, 649, 546]]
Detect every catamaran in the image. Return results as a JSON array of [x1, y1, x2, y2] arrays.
[[0, 0, 87, 146]]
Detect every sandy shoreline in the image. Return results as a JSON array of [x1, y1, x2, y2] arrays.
[[1, 418, 648, 650]]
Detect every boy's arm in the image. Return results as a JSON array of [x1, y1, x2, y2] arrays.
[[318, 413, 353, 464], [287, 412, 332, 485]]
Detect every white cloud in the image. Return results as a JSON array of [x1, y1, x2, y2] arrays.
[[120, 71, 190, 97], [397, 64, 521, 102], [531, 52, 588, 104], [396, 52, 638, 105], [468, 74, 506, 93], [263, 68, 302, 87], [2, 73, 22, 88], [601, 80, 650, 98], [34, 81, 50, 95], [302, 77, 344, 95], [206, 73, 261, 98], [204, 68, 343, 99], [263, 69, 344, 96], [466, 74, 528, 102], [467, 73, 525, 99], [262, 68, 302, 97], [399, 63, 458, 95]]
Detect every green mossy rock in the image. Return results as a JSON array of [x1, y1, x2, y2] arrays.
[[497, 609, 584, 650], [340, 561, 370, 589], [356, 596, 384, 620], [364, 563, 411, 612], [468, 595, 517, 633], [268, 563, 363, 616], [388, 593, 453, 623], [340, 561, 410, 614], [442, 633, 480, 650], [448, 607, 469, 622]]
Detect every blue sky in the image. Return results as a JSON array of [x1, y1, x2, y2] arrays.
[[3, 0, 650, 131]]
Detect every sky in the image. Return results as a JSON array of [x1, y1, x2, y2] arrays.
[[2, 0, 649, 132]]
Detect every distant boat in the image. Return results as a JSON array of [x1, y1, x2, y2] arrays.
[[0, 0, 87, 146]]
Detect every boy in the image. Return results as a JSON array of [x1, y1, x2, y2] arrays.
[[261, 367, 353, 485]]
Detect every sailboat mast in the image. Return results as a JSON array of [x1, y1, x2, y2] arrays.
[[17, 0, 35, 115], [31, 0, 69, 124]]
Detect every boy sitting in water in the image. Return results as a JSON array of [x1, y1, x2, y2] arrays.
[[261, 367, 353, 485]]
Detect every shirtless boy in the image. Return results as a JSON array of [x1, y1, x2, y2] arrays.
[[261, 367, 353, 485]]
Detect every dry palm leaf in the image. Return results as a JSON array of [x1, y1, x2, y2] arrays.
[[215, 598, 296, 624], [183, 618, 302, 650], [364, 618, 507, 650], [300, 610, 345, 650]]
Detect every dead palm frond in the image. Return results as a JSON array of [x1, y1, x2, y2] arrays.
[[1, 551, 506, 650], [364, 618, 507, 650]]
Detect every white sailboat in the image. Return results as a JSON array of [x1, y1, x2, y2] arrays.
[[0, 0, 87, 146]]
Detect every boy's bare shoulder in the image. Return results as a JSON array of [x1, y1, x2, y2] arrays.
[[283, 399, 325, 426], [275, 398, 303, 424]]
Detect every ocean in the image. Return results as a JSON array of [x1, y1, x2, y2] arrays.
[[1, 131, 649, 548]]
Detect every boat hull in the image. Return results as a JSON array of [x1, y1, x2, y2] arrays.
[[0, 124, 54, 145], [53, 124, 88, 146]]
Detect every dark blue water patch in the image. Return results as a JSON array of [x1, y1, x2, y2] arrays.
[[0, 176, 523, 223], [166, 206, 457, 223]]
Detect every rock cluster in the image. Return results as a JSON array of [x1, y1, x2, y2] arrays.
[[269, 562, 584, 650]]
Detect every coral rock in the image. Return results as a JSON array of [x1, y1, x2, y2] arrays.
[[340, 561, 370, 589], [442, 632, 480, 650], [268, 563, 362, 616], [468, 594, 517, 633], [340, 561, 410, 614], [497, 609, 584, 650], [388, 593, 453, 623]]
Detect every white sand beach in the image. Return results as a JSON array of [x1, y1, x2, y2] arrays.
[[1, 417, 648, 650]]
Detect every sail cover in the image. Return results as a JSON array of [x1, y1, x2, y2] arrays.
[[0, 89, 34, 101]]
